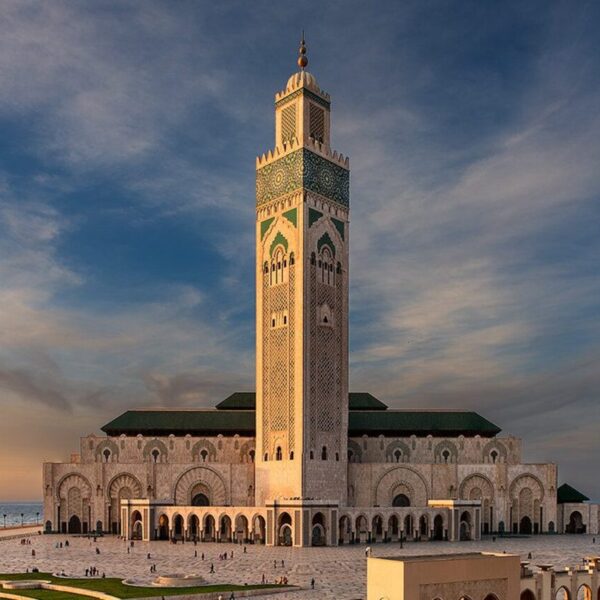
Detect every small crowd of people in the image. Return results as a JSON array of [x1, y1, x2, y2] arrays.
[[84, 566, 105, 578], [20, 538, 33, 545]]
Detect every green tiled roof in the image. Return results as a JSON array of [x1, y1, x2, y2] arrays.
[[102, 404, 500, 438], [101, 409, 255, 436], [216, 392, 388, 411], [557, 483, 590, 503], [348, 410, 500, 437]]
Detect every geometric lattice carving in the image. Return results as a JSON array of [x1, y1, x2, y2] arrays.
[[309, 104, 324, 142], [375, 467, 429, 507], [281, 104, 296, 145], [108, 473, 142, 499], [459, 474, 494, 501], [57, 473, 92, 500], [173, 467, 228, 506], [262, 250, 295, 453]]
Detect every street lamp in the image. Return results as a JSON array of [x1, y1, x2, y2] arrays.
[[21, 513, 24, 527], [36, 512, 40, 524], [2, 514, 6, 528]]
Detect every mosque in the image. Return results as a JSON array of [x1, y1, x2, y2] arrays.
[[42, 40, 598, 546]]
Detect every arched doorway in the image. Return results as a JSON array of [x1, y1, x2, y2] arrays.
[[252, 515, 266, 544], [339, 515, 352, 544], [566, 511, 585, 534], [192, 493, 210, 506], [131, 510, 143, 540], [555, 587, 571, 600], [45, 520, 52, 533], [68, 515, 81, 534], [404, 514, 413, 539], [158, 514, 169, 540], [173, 514, 184, 539], [519, 516, 532, 535], [188, 514, 200, 541], [371, 515, 383, 542], [520, 590, 536, 600], [419, 514, 428, 538], [576, 585, 592, 600], [235, 515, 249, 543], [204, 515, 215, 542], [388, 515, 399, 542], [393, 494, 410, 507], [311, 513, 326, 546], [433, 514, 444, 540], [278, 512, 292, 546], [219, 515, 232, 542], [356, 515, 368, 543], [95, 520, 103, 534], [459, 511, 471, 541]]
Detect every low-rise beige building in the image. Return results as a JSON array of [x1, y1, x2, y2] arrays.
[[367, 553, 600, 600]]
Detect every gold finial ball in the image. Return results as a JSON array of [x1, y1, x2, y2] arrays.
[[298, 54, 308, 69]]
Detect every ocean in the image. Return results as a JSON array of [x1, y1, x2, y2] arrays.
[[0, 502, 43, 527]]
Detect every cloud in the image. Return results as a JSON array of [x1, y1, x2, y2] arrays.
[[0, 0, 599, 500]]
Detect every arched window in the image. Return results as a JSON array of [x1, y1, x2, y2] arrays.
[[442, 449, 450, 463], [290, 253, 295, 265], [310, 450, 314, 460], [151, 449, 160, 463], [200, 449, 208, 462], [321, 446, 327, 460], [394, 449, 402, 463], [264, 453, 268, 461], [289, 451, 294, 460], [249, 450, 255, 463], [275, 447, 282, 461], [310, 252, 316, 265], [393, 494, 410, 507], [335, 452, 339, 461], [490, 450, 498, 463], [103, 448, 111, 463]]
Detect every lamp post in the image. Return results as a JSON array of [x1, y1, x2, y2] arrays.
[[21, 513, 24, 527], [2, 514, 6, 528], [36, 512, 40, 524]]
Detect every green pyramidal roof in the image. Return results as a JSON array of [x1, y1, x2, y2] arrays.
[[215, 392, 387, 411], [557, 483, 590, 503], [101, 392, 501, 437]]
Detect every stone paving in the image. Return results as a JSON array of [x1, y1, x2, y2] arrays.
[[1, 535, 599, 600]]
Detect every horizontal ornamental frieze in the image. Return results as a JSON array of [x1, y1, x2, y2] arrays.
[[256, 149, 349, 207]]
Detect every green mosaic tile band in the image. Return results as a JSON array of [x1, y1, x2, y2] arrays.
[[317, 231, 336, 257], [275, 88, 331, 110], [331, 217, 345, 240], [260, 217, 275, 240], [282, 208, 297, 227], [256, 149, 349, 207], [308, 208, 323, 228], [270, 231, 289, 257]]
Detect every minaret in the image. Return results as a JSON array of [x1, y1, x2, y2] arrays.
[[255, 37, 350, 521]]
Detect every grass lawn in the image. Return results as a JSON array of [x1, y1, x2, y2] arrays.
[[0, 573, 286, 598], [0, 590, 92, 600]]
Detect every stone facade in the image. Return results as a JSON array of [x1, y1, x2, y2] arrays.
[[42, 55, 597, 546]]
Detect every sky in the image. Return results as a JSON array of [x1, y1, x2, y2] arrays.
[[0, 0, 599, 502]]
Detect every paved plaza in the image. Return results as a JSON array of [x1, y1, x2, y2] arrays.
[[1, 535, 599, 599]]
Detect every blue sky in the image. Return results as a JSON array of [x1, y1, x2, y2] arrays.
[[0, 0, 599, 501]]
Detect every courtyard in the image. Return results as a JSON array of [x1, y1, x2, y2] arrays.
[[1, 535, 599, 600]]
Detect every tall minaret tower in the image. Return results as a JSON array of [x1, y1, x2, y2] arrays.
[[255, 37, 350, 520]]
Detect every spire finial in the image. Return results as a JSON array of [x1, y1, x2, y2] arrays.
[[298, 31, 308, 70]]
